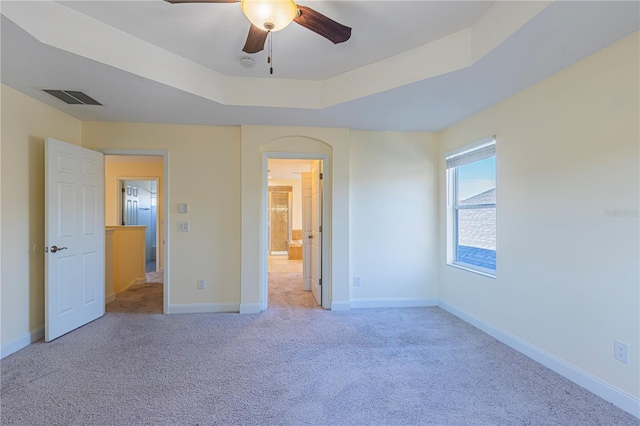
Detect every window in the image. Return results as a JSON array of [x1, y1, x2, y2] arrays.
[[446, 137, 496, 276]]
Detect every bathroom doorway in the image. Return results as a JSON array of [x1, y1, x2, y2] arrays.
[[120, 179, 159, 273], [265, 158, 323, 309]]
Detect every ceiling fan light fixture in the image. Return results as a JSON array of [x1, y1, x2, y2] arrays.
[[241, 0, 298, 32]]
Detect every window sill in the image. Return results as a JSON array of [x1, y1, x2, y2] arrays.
[[448, 262, 496, 279]]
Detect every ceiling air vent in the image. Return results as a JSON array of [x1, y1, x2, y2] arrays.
[[42, 89, 103, 106]]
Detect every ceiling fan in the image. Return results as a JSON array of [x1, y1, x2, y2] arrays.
[[165, 0, 352, 54]]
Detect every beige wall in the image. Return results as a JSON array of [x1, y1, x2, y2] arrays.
[[82, 122, 242, 308], [105, 229, 115, 302], [349, 131, 439, 305], [104, 156, 164, 226], [107, 226, 146, 293], [438, 33, 639, 398], [104, 156, 164, 268], [1, 84, 82, 350]]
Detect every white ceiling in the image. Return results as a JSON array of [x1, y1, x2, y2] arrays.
[[59, 1, 495, 80], [1, 1, 639, 132]]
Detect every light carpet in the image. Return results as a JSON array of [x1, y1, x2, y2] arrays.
[[145, 270, 163, 284], [268, 272, 319, 310], [1, 274, 638, 425]]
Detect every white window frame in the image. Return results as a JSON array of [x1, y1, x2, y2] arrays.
[[445, 136, 496, 278]]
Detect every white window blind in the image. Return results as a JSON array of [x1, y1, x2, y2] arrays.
[[446, 138, 496, 169]]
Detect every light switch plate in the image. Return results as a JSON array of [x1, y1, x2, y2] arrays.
[[178, 221, 190, 232], [178, 203, 189, 213]]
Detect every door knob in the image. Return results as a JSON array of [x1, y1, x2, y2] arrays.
[[50, 245, 68, 253], [308, 235, 313, 239]]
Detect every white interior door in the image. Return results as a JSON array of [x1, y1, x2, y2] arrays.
[[301, 172, 312, 291], [122, 181, 139, 225], [45, 138, 105, 342], [310, 161, 322, 305]]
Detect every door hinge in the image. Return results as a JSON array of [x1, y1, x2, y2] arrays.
[[319, 278, 322, 286], [319, 172, 323, 180], [319, 225, 322, 233], [122, 187, 125, 193]]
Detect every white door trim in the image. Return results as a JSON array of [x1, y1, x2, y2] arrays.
[[99, 149, 170, 314], [262, 152, 331, 311]]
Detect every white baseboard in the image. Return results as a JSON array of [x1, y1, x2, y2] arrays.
[[350, 297, 438, 309], [105, 292, 116, 305], [1, 326, 44, 359], [239, 303, 261, 314], [167, 303, 239, 314], [330, 301, 351, 311], [438, 300, 640, 419]]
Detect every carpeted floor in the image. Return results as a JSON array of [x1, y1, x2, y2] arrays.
[[1, 274, 638, 425], [268, 272, 320, 310], [107, 282, 163, 314], [145, 270, 163, 284]]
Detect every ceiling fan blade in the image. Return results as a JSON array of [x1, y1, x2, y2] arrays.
[[293, 5, 351, 44], [164, 0, 238, 4], [243, 24, 268, 54]]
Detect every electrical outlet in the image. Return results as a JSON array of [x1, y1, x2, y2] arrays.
[[197, 279, 205, 290], [614, 340, 629, 363], [354, 276, 361, 286]]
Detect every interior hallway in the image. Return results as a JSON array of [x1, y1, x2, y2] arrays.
[[268, 254, 302, 273], [106, 270, 164, 314], [268, 255, 319, 310]]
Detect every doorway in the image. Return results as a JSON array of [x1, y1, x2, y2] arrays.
[[265, 158, 323, 310], [102, 151, 168, 314], [120, 179, 159, 273]]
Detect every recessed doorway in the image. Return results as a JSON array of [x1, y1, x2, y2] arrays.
[[266, 158, 323, 310]]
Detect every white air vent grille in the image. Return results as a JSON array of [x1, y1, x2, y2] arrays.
[[42, 89, 103, 106]]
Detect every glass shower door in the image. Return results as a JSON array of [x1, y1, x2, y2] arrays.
[[269, 191, 291, 255]]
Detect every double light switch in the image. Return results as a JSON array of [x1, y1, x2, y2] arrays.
[[178, 203, 190, 231]]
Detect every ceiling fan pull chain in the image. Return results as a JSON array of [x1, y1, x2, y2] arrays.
[[269, 31, 274, 75]]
